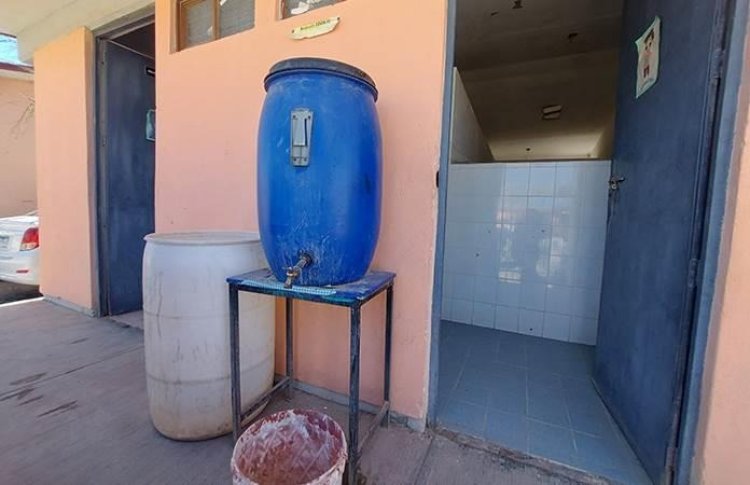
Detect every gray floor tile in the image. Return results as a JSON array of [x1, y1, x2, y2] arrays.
[[438, 399, 486, 438], [488, 361, 527, 383], [470, 335, 499, 352], [576, 344, 595, 361], [562, 378, 614, 437], [526, 338, 572, 360], [485, 409, 529, 453], [454, 379, 490, 407], [561, 376, 601, 404], [527, 340, 594, 378], [574, 432, 633, 469], [561, 375, 597, 393], [573, 432, 652, 485], [496, 341, 528, 366], [460, 366, 497, 389], [528, 420, 576, 464], [436, 381, 453, 409], [488, 379, 526, 414], [567, 400, 614, 437], [526, 351, 556, 371], [440, 344, 468, 361], [438, 321, 650, 485], [555, 356, 594, 377], [527, 369, 564, 389], [527, 382, 570, 427], [439, 370, 461, 394]]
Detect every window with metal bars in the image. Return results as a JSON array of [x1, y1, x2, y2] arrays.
[[178, 0, 255, 50]]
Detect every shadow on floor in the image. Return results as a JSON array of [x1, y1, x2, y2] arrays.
[[437, 320, 651, 485], [0, 281, 40, 304], [108, 310, 144, 330]]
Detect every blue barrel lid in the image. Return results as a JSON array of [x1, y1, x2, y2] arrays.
[[265, 57, 378, 100]]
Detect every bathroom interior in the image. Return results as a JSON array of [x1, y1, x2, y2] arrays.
[[436, 0, 652, 483]]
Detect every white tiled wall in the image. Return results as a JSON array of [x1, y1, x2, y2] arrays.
[[441, 161, 611, 345]]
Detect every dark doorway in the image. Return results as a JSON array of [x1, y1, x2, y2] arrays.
[[96, 21, 156, 316]]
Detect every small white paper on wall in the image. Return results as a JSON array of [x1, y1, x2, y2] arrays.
[[635, 16, 661, 98], [290, 16, 340, 40]]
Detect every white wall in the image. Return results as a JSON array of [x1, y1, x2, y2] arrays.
[[441, 160, 610, 345], [450, 68, 492, 162]]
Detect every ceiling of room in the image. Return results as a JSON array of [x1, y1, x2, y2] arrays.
[[462, 50, 619, 160], [456, 0, 624, 70], [455, 0, 624, 161]]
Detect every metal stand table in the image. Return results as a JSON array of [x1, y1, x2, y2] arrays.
[[227, 269, 395, 485]]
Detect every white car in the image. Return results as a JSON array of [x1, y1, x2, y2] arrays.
[[0, 211, 39, 286]]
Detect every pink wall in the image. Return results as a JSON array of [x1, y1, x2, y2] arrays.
[[33, 28, 96, 311], [693, 22, 750, 482], [155, 0, 447, 419], [0, 76, 36, 218]]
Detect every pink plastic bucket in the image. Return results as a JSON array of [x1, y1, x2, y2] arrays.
[[231, 409, 347, 485]]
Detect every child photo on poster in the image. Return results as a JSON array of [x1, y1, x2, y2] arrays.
[[635, 17, 661, 98]]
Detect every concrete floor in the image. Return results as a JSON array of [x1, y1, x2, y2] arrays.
[[108, 310, 144, 330], [0, 300, 608, 484]]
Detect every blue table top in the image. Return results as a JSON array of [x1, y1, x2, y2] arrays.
[[227, 268, 395, 306]]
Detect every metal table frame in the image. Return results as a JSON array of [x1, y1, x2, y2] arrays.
[[227, 269, 395, 485]]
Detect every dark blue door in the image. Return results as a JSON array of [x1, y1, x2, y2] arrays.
[[595, 0, 725, 483], [99, 41, 155, 315]]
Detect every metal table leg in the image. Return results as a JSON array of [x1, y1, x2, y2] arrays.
[[229, 285, 241, 442], [383, 285, 393, 426], [227, 274, 393, 480], [286, 297, 294, 400], [347, 305, 361, 485]]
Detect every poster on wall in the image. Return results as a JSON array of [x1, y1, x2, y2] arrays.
[[635, 16, 661, 98]]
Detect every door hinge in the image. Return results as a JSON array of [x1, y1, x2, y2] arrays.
[[665, 444, 678, 484], [436, 170, 440, 188], [711, 47, 726, 81], [687, 257, 700, 289]]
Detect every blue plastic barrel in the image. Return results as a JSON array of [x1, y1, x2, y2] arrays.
[[258, 58, 382, 286]]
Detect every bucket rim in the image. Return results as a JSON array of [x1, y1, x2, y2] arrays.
[[144, 231, 261, 246], [264, 57, 378, 101]]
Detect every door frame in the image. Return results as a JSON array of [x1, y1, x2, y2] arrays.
[[426, 0, 456, 427], [673, 0, 748, 483], [93, 9, 155, 317], [427, 0, 749, 483]]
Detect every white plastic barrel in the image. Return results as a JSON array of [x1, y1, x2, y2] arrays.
[[143, 231, 274, 441]]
